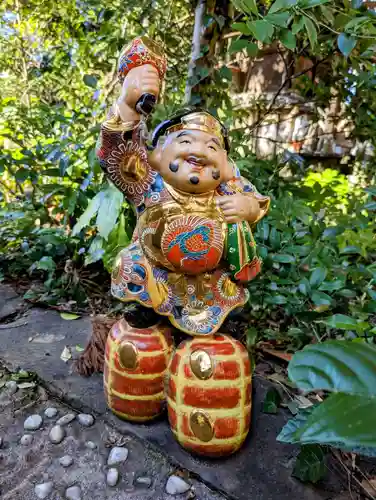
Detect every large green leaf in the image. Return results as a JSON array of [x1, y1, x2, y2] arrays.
[[278, 405, 376, 456], [288, 340, 376, 396], [290, 393, 376, 449], [96, 183, 124, 240]]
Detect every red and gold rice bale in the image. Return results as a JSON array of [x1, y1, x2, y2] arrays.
[[104, 319, 173, 422], [167, 334, 252, 457]]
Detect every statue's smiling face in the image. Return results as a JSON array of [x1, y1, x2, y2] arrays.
[[149, 129, 231, 193]]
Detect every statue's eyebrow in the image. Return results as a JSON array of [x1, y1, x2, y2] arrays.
[[207, 137, 221, 148], [177, 131, 195, 140]]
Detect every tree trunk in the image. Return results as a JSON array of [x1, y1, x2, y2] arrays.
[[185, 0, 206, 104]]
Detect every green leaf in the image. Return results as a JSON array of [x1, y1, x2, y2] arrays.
[[292, 445, 326, 484], [85, 236, 104, 266], [60, 312, 80, 320], [320, 5, 334, 24], [340, 245, 361, 254], [299, 278, 311, 296], [266, 294, 288, 305], [364, 201, 376, 211], [311, 291, 332, 306], [269, 0, 297, 14], [35, 256, 56, 271], [318, 280, 344, 292], [288, 340, 376, 395], [280, 29, 296, 49], [246, 327, 258, 349], [304, 17, 317, 47], [292, 16, 305, 34], [290, 393, 376, 450], [273, 254, 295, 263], [345, 16, 369, 31], [265, 12, 290, 27], [309, 268, 327, 287], [322, 226, 345, 238], [232, 22, 252, 35], [72, 191, 104, 236], [320, 314, 358, 330], [263, 387, 282, 414], [246, 42, 259, 56], [337, 289, 356, 298], [277, 407, 316, 443], [96, 184, 123, 240], [219, 66, 232, 81], [229, 39, 249, 54], [301, 0, 331, 6], [248, 20, 275, 43], [243, 0, 258, 15], [83, 74, 98, 88], [337, 33, 357, 57]]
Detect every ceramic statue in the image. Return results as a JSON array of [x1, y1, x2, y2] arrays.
[[96, 37, 270, 457]]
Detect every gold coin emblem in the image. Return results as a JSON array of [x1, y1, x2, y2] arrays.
[[190, 410, 214, 442], [190, 350, 213, 380], [118, 341, 138, 370]]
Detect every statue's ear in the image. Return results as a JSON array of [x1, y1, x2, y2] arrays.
[[148, 139, 165, 170], [222, 155, 235, 182]]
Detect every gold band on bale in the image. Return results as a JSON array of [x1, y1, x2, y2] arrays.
[[165, 112, 225, 149]]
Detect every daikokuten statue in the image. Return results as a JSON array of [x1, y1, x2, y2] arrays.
[[97, 38, 270, 457]]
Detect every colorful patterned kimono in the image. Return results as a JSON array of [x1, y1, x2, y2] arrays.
[[96, 113, 270, 335]]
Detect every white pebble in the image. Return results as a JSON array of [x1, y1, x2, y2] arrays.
[[86, 441, 97, 449], [56, 413, 75, 426], [106, 468, 119, 487], [5, 380, 18, 394], [0, 436, 3, 448], [135, 476, 152, 488], [59, 455, 73, 467], [44, 407, 58, 418], [35, 481, 53, 499], [24, 414, 42, 431], [107, 446, 129, 466], [165, 475, 191, 495], [65, 485, 81, 500], [77, 413, 94, 427], [49, 425, 66, 444], [20, 434, 33, 446]]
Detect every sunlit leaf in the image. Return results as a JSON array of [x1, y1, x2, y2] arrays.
[[60, 312, 80, 320]]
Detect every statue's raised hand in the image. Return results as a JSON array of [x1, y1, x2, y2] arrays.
[[117, 65, 160, 122]]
